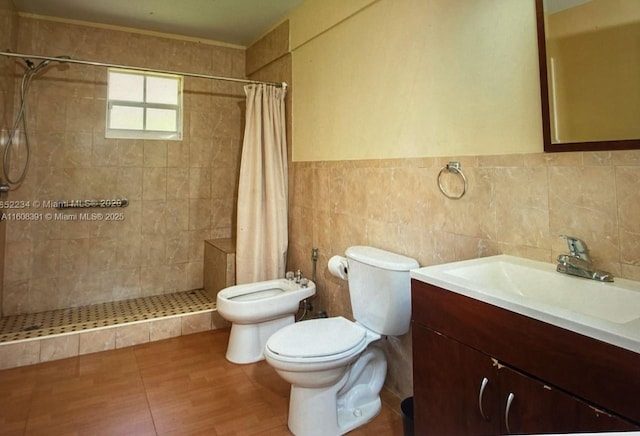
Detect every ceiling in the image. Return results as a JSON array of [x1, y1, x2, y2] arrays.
[[12, 0, 304, 46]]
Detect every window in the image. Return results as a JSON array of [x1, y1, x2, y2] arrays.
[[106, 69, 183, 140]]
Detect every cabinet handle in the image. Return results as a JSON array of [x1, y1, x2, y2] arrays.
[[478, 377, 490, 421], [505, 392, 515, 434]]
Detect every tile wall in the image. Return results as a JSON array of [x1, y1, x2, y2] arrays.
[[2, 17, 246, 315], [286, 150, 640, 397], [0, 0, 18, 316]]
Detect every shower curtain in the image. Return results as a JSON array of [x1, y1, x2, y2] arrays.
[[235, 84, 288, 284]]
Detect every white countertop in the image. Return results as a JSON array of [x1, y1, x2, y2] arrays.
[[411, 255, 640, 354]]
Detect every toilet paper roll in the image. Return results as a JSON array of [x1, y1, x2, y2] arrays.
[[328, 255, 349, 280]]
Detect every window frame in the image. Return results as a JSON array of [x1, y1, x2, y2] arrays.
[[105, 68, 183, 140]]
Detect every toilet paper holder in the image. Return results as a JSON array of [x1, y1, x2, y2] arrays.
[[328, 255, 349, 280]]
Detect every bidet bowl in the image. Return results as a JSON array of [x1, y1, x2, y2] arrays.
[[217, 278, 315, 324], [217, 278, 316, 364]]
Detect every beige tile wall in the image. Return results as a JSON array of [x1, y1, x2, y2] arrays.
[[286, 150, 640, 398], [2, 17, 246, 315], [0, 0, 18, 317]]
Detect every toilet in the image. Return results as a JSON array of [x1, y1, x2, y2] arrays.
[[217, 278, 316, 364], [264, 246, 419, 436]]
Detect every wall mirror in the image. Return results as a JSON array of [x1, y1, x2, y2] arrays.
[[535, 0, 640, 152]]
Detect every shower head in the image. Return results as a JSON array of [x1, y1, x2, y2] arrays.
[[23, 55, 71, 76], [22, 55, 70, 74], [22, 57, 50, 73], [31, 59, 51, 74]]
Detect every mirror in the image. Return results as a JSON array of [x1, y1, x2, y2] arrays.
[[535, 0, 640, 152]]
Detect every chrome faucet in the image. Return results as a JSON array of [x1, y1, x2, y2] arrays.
[[556, 235, 613, 282]]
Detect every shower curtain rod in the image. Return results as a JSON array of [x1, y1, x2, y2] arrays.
[[0, 50, 287, 89]]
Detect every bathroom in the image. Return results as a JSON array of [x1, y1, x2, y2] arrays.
[[1, 0, 639, 433]]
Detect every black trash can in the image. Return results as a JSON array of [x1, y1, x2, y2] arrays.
[[401, 397, 414, 436]]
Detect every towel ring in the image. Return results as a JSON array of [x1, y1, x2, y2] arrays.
[[437, 161, 467, 200]]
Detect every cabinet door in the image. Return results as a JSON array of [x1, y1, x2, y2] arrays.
[[497, 365, 637, 434], [413, 325, 499, 435]]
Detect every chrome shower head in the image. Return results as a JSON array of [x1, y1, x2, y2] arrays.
[[22, 58, 50, 74], [33, 59, 51, 71], [22, 55, 70, 73]]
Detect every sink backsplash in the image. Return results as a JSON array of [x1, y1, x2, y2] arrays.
[[290, 150, 640, 282]]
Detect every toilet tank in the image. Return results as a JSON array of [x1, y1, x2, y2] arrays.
[[345, 246, 419, 336]]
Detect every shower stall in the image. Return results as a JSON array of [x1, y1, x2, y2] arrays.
[[0, 12, 282, 368]]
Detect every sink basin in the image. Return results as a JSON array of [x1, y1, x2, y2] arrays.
[[444, 256, 639, 324], [411, 255, 640, 353]]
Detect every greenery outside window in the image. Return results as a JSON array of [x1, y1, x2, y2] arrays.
[[106, 68, 183, 140]]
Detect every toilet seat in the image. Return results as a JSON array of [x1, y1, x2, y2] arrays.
[[266, 317, 368, 363]]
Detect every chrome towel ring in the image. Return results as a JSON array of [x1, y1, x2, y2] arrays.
[[437, 161, 467, 200]]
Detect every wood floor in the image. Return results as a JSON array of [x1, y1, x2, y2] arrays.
[[0, 329, 404, 435]]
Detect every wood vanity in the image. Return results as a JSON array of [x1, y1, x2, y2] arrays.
[[411, 279, 640, 435]]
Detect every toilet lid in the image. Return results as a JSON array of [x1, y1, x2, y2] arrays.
[[266, 316, 367, 358]]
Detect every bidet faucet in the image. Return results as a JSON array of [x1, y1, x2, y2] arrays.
[[286, 270, 306, 284], [285, 271, 295, 281], [556, 235, 613, 282]]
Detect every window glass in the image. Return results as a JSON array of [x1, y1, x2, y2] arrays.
[[107, 72, 144, 102], [147, 108, 177, 132], [147, 76, 179, 105], [106, 68, 182, 140], [110, 105, 144, 130]]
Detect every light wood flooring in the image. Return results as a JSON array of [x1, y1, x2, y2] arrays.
[[0, 328, 404, 435]]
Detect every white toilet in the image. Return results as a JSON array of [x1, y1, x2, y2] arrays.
[[264, 246, 419, 436], [217, 278, 316, 364]]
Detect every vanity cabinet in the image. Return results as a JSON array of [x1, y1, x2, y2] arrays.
[[496, 361, 634, 434], [413, 326, 498, 435], [411, 279, 640, 435]]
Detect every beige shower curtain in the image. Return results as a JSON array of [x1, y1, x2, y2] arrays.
[[235, 84, 288, 284]]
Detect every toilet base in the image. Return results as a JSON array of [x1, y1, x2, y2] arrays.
[[225, 315, 294, 364], [286, 346, 386, 435], [288, 372, 349, 436], [287, 376, 383, 436]]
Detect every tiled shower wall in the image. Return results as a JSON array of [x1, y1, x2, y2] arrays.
[[286, 151, 640, 397], [2, 17, 246, 315], [0, 0, 18, 316]]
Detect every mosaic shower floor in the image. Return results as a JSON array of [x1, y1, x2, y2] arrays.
[[0, 289, 216, 343]]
